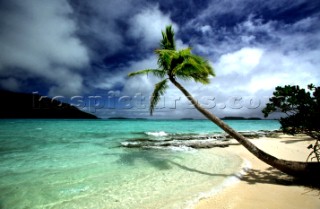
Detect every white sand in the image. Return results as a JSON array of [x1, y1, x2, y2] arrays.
[[195, 134, 320, 209]]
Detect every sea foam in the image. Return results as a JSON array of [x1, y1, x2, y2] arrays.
[[145, 131, 168, 137]]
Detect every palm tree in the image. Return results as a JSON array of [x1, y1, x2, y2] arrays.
[[128, 25, 320, 179]]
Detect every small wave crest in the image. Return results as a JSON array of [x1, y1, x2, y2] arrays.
[[144, 145, 196, 152], [145, 131, 168, 137]]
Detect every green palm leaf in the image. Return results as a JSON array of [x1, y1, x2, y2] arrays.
[[128, 69, 166, 78], [175, 57, 214, 84], [150, 79, 168, 115], [155, 48, 215, 84], [160, 25, 176, 50], [155, 49, 176, 72]]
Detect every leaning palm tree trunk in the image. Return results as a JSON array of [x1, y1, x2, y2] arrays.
[[170, 77, 320, 179]]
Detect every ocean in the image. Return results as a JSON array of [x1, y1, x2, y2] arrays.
[[0, 119, 280, 209]]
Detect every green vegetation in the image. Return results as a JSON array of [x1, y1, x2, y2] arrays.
[[129, 25, 214, 115], [263, 84, 320, 162]]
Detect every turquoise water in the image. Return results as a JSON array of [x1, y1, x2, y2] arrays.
[[0, 119, 279, 209]]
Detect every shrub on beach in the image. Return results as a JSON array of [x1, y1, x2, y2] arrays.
[[263, 84, 320, 162]]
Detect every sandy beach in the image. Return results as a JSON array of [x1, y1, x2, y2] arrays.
[[195, 134, 320, 209]]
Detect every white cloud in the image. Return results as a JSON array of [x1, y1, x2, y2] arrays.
[[93, 75, 126, 90], [122, 55, 159, 95], [0, 0, 89, 95], [128, 5, 178, 48], [92, 55, 159, 95], [238, 16, 276, 33], [247, 50, 319, 92], [176, 39, 189, 50], [199, 25, 212, 34], [215, 47, 264, 76], [128, 55, 158, 72], [186, 0, 310, 29], [47, 68, 85, 96], [175, 15, 319, 119], [241, 35, 256, 44]]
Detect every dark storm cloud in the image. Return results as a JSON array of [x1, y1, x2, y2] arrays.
[[0, 0, 90, 96], [68, 0, 140, 58]]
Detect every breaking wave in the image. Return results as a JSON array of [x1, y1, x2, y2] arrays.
[[145, 131, 168, 137]]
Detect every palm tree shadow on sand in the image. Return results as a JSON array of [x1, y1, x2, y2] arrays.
[[173, 160, 320, 191], [116, 148, 232, 177], [116, 149, 320, 196], [239, 166, 320, 197], [240, 166, 299, 185], [116, 149, 174, 170]]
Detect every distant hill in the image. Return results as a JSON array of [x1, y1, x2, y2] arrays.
[[107, 117, 148, 120], [246, 117, 262, 120], [221, 116, 262, 120], [0, 90, 98, 119], [108, 117, 128, 120]]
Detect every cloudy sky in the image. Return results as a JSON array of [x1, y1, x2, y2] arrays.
[[0, 0, 319, 119]]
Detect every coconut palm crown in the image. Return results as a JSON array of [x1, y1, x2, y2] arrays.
[[128, 25, 215, 115]]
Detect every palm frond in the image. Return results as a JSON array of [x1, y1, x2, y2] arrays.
[[172, 50, 215, 84], [128, 69, 166, 78], [150, 79, 169, 115], [155, 49, 176, 72], [160, 25, 176, 50]]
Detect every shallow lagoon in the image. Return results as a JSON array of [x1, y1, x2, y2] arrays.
[[0, 119, 279, 209]]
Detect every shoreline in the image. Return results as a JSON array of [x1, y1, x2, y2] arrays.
[[186, 158, 252, 209], [194, 134, 320, 209]]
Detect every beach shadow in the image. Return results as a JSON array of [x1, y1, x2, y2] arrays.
[[171, 161, 320, 192], [240, 166, 320, 198], [239, 166, 320, 192], [115, 149, 320, 195], [116, 149, 173, 170], [116, 148, 238, 176], [169, 161, 231, 177], [239, 167, 296, 186], [172, 162, 320, 195], [281, 138, 315, 144], [116, 149, 235, 177]]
